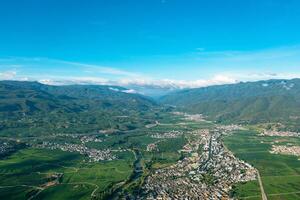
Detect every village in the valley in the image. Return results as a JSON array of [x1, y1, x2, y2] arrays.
[[25, 112, 300, 199], [35, 134, 116, 162], [140, 125, 257, 199]]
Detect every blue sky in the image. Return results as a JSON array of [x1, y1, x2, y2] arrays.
[[1, 0, 300, 88]]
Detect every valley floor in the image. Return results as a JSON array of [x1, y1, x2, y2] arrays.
[[1, 113, 300, 200]]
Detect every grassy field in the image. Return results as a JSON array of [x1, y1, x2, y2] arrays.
[[0, 148, 134, 200], [36, 184, 95, 200], [0, 115, 219, 199], [230, 180, 261, 200], [224, 130, 300, 200]]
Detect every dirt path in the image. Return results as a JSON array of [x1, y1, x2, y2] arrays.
[[268, 191, 300, 196], [257, 171, 268, 200], [0, 185, 42, 189], [59, 182, 99, 198]]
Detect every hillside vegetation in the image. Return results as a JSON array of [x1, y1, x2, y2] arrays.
[[160, 79, 300, 129], [0, 81, 159, 136]]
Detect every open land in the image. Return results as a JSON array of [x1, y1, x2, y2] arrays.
[[224, 129, 300, 200], [1, 112, 300, 200]]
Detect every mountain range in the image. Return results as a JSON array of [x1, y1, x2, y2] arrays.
[[1, 78, 300, 136], [160, 79, 300, 130], [0, 81, 159, 136]]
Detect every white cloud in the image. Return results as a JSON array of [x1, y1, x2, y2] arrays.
[[109, 87, 120, 92], [56, 59, 141, 77], [0, 57, 141, 79], [119, 75, 237, 89], [0, 70, 17, 80], [122, 89, 137, 94], [108, 87, 137, 93], [32, 74, 237, 89], [38, 76, 109, 85], [75, 75, 233, 88], [1, 45, 300, 91], [33, 71, 300, 92], [227, 72, 300, 82]]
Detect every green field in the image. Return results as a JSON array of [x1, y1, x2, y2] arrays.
[[230, 180, 261, 200], [36, 184, 95, 200], [0, 116, 193, 200], [224, 130, 300, 200], [0, 148, 134, 200]]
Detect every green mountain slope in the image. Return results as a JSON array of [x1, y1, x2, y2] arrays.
[[160, 79, 300, 127], [0, 81, 159, 136]]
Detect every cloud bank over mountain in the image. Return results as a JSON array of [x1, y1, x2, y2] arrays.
[[1, 45, 300, 93]]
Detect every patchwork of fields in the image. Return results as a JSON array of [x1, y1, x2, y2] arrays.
[[0, 113, 203, 199], [0, 148, 134, 200], [224, 130, 300, 200], [1, 115, 300, 200]]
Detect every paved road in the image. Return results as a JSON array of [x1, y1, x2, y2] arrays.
[[199, 136, 213, 170], [257, 171, 268, 200]]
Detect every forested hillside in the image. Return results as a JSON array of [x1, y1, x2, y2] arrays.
[[0, 81, 159, 136], [160, 79, 300, 129]]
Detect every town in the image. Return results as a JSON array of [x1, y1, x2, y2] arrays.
[[261, 130, 300, 137], [270, 145, 300, 158], [0, 140, 24, 158], [151, 130, 183, 139], [0, 141, 14, 157], [35, 141, 116, 162], [139, 125, 257, 199]]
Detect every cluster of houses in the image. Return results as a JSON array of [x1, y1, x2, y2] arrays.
[[56, 133, 103, 143], [0, 141, 13, 156], [270, 145, 300, 157], [140, 127, 256, 199], [183, 113, 205, 122], [173, 112, 205, 122], [147, 143, 158, 152], [261, 130, 300, 137], [80, 135, 102, 143], [151, 130, 183, 139], [35, 141, 116, 162], [216, 124, 245, 133]]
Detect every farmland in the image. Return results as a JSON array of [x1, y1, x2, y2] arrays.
[[2, 112, 300, 200], [0, 111, 195, 199], [0, 148, 134, 200], [224, 130, 300, 200]]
